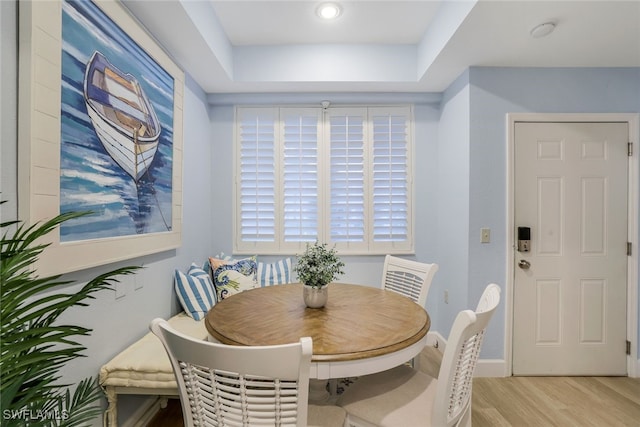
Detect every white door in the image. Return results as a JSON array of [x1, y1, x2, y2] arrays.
[[513, 122, 628, 376]]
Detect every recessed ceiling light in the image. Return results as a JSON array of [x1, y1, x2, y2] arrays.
[[316, 2, 342, 20], [530, 22, 556, 38]]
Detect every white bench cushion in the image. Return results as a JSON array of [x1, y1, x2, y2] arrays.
[[99, 312, 206, 389]]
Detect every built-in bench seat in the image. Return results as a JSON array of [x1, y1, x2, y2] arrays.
[[99, 256, 293, 426], [99, 312, 204, 427]]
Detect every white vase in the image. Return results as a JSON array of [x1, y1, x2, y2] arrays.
[[303, 284, 328, 308]]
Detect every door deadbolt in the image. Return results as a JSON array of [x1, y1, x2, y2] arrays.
[[517, 227, 531, 252]]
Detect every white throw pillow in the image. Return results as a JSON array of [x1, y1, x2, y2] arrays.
[[209, 256, 258, 300]]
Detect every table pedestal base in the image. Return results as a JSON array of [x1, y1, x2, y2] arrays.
[[309, 379, 331, 403], [309, 379, 341, 404]]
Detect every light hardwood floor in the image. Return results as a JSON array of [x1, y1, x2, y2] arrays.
[[147, 375, 640, 426], [472, 376, 640, 427]]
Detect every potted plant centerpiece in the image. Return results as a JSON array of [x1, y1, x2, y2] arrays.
[[294, 241, 345, 308]]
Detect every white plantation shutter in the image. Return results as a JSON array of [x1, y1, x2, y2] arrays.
[[234, 105, 413, 254], [236, 108, 276, 247], [371, 108, 411, 247], [282, 109, 321, 244], [329, 109, 366, 246]]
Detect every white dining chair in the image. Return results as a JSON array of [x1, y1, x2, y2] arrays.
[[380, 255, 438, 307], [150, 318, 346, 427], [337, 283, 501, 427], [417, 280, 500, 378]]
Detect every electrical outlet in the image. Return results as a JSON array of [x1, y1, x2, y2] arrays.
[[444, 290, 449, 304], [115, 281, 126, 299], [134, 264, 144, 290], [481, 228, 491, 243]]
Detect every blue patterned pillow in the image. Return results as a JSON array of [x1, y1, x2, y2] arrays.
[[209, 256, 258, 300], [258, 258, 292, 286], [174, 264, 216, 320]]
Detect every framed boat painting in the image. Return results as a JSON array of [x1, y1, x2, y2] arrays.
[[18, 0, 184, 276]]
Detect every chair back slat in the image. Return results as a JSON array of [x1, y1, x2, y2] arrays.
[[151, 319, 312, 427], [433, 283, 500, 427], [381, 255, 439, 307]]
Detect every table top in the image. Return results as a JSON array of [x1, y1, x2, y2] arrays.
[[205, 283, 430, 365]]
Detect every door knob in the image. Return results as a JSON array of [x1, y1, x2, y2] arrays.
[[518, 259, 531, 270]]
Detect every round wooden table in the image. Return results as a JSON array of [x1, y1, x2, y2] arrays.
[[205, 283, 430, 381]]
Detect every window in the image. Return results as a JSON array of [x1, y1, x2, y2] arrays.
[[234, 105, 414, 255]]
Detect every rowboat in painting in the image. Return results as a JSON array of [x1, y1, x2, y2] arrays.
[[83, 51, 161, 181]]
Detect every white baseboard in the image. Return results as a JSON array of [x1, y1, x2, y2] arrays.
[[425, 331, 506, 377], [428, 333, 639, 378], [475, 359, 507, 377]]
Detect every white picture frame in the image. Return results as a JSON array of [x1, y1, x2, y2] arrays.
[[18, 0, 184, 276]]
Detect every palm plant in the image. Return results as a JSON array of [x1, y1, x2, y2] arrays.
[[1, 203, 140, 426]]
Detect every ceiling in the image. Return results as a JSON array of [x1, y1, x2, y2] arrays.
[[122, 0, 640, 94]]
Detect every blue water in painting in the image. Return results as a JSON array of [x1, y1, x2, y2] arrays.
[[60, 0, 174, 241]]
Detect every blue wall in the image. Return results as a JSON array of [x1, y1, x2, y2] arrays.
[[206, 68, 640, 365], [207, 94, 442, 294], [1, 6, 216, 419], [2, 3, 640, 421], [434, 70, 472, 339], [56, 75, 215, 424], [465, 67, 640, 359]]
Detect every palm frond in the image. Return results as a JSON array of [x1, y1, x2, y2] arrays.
[[0, 205, 142, 424], [56, 377, 104, 427]]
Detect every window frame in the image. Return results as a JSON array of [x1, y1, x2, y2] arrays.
[[233, 105, 415, 255]]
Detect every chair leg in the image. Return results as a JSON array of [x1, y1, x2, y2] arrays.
[[309, 379, 331, 403], [159, 397, 169, 409], [457, 399, 472, 427]]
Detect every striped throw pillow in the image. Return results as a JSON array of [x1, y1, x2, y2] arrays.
[[258, 258, 292, 286], [174, 264, 216, 320]]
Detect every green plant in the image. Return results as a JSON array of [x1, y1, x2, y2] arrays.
[[1, 204, 140, 426], [293, 241, 345, 288]]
